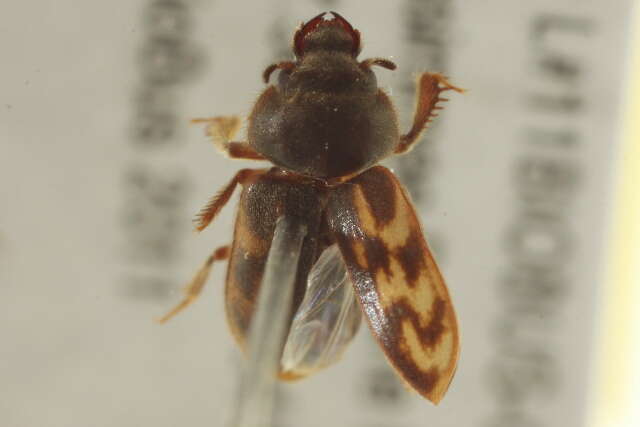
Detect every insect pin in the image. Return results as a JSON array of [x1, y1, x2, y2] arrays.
[[159, 11, 463, 404]]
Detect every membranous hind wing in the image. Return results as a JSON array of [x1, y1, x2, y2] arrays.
[[327, 166, 459, 404], [280, 244, 362, 380]]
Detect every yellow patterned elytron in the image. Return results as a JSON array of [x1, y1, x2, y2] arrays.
[[328, 166, 459, 403]]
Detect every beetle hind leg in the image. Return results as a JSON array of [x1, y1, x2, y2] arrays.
[[395, 73, 464, 154], [157, 245, 230, 323], [191, 116, 265, 160]]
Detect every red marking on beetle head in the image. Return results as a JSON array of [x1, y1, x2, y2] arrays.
[[293, 12, 361, 58]]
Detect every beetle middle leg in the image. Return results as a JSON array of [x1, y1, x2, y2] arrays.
[[157, 167, 265, 323], [395, 73, 464, 154], [157, 245, 230, 323], [194, 168, 266, 232], [191, 116, 265, 160]]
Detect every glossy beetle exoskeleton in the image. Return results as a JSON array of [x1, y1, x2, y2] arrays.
[[160, 12, 462, 404]]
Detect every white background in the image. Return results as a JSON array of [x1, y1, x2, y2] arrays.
[[0, 1, 637, 426]]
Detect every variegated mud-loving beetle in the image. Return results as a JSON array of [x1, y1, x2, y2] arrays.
[[159, 11, 463, 404]]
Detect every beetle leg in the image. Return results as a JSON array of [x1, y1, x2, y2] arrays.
[[194, 168, 265, 232], [395, 73, 464, 154], [226, 142, 266, 160], [157, 245, 230, 323], [191, 116, 266, 160]]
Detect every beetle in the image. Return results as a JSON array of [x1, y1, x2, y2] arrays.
[[159, 12, 462, 404]]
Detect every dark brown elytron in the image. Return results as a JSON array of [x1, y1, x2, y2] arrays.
[[160, 12, 462, 404]]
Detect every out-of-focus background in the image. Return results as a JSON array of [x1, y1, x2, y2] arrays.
[[1, 1, 639, 426]]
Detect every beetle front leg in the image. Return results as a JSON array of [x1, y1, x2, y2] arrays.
[[191, 116, 265, 160], [157, 245, 230, 323], [395, 73, 464, 154]]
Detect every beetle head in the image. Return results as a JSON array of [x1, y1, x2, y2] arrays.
[[293, 12, 361, 58]]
